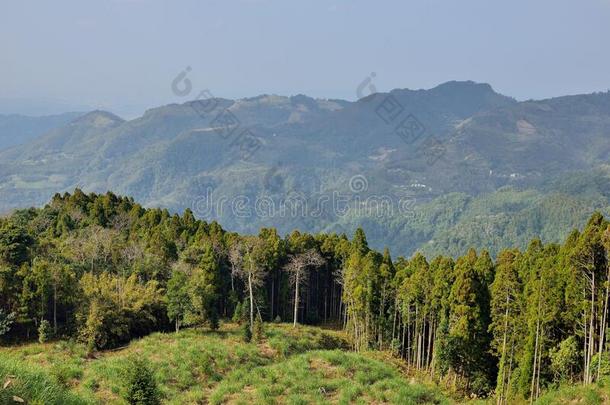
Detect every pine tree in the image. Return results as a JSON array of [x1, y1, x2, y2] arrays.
[[490, 249, 522, 404], [124, 357, 161, 405]]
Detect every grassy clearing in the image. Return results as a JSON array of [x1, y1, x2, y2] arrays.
[[5, 323, 432, 404], [5, 324, 610, 404], [208, 349, 450, 405]]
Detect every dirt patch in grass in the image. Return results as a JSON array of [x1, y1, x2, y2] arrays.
[[258, 343, 277, 359], [308, 357, 340, 379], [224, 384, 257, 404]]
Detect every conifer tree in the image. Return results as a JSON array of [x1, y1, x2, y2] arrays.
[[490, 249, 522, 404]]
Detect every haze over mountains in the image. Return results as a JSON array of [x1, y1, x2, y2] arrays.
[[2, 80, 610, 257], [0, 112, 83, 150]]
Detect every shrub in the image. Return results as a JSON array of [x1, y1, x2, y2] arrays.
[[254, 319, 265, 343], [273, 315, 282, 323], [38, 320, 51, 343], [123, 358, 161, 405], [0, 309, 15, 337], [590, 352, 610, 379], [242, 322, 252, 343], [208, 309, 219, 331], [51, 363, 83, 387], [550, 336, 579, 382], [232, 302, 243, 324]]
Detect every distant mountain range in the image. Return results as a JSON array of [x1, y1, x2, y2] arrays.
[[2, 81, 610, 257], [0, 112, 83, 150]]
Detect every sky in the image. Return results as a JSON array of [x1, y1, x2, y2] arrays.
[[1, 0, 609, 117]]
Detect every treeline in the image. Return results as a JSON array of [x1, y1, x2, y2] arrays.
[[1, 191, 610, 400], [0, 190, 345, 348]]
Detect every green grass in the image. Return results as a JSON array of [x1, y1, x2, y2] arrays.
[[2, 323, 445, 404], [533, 378, 610, 405], [4, 324, 610, 404], [0, 356, 90, 405], [208, 350, 449, 405]]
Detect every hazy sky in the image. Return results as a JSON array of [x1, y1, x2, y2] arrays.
[[2, 0, 609, 116]]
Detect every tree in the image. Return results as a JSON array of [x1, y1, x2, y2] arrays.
[[189, 243, 220, 329], [230, 237, 267, 332], [8, 189, 610, 399], [490, 249, 522, 404], [81, 300, 104, 352], [78, 273, 163, 350], [398, 252, 432, 369], [376, 248, 395, 349], [341, 229, 380, 351], [0, 222, 31, 266], [285, 249, 325, 327], [570, 213, 607, 384], [446, 249, 494, 394], [19, 257, 52, 326], [259, 228, 285, 321], [517, 242, 563, 400], [166, 269, 191, 331]]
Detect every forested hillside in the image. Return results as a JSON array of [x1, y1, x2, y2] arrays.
[[2, 83, 610, 257], [2, 191, 610, 402]]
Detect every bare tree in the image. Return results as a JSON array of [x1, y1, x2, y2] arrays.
[[284, 249, 325, 327], [229, 237, 266, 330]]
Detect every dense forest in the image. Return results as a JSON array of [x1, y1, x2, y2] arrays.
[[2, 190, 610, 402]]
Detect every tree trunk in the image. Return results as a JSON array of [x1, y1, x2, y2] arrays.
[[293, 270, 300, 327], [271, 276, 275, 321], [53, 283, 58, 335], [426, 318, 433, 370], [530, 296, 541, 403], [505, 340, 516, 405], [535, 327, 544, 400], [584, 285, 589, 384], [248, 271, 254, 330], [587, 274, 596, 384], [598, 265, 610, 381], [498, 293, 510, 405]]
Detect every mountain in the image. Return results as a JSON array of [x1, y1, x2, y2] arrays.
[[1, 81, 610, 257], [0, 112, 83, 150]]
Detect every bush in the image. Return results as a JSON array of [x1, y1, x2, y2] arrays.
[[254, 319, 265, 343], [273, 315, 282, 323], [123, 358, 161, 405], [242, 322, 252, 343], [232, 302, 243, 324], [0, 309, 15, 337], [590, 352, 610, 379], [50, 363, 83, 387], [550, 336, 579, 382], [38, 320, 51, 343], [208, 309, 219, 331]]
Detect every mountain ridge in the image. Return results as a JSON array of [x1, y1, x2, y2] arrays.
[[2, 80, 610, 257]]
